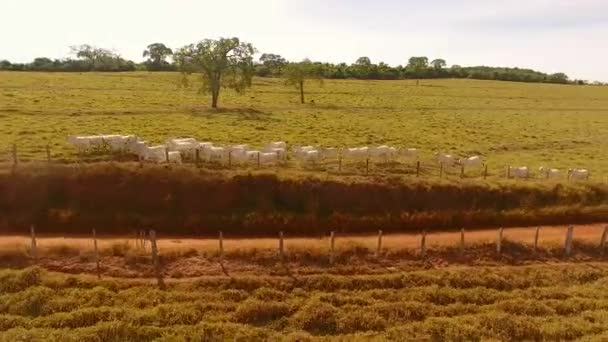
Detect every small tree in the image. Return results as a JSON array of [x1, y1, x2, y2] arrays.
[[431, 59, 446, 70], [143, 43, 173, 71], [284, 60, 323, 104], [174, 37, 256, 108]]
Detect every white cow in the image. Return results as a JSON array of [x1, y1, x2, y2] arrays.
[[302, 150, 320, 163], [459, 156, 483, 168], [435, 153, 456, 166], [107, 135, 139, 152], [319, 147, 340, 160], [400, 148, 419, 160], [370, 145, 398, 161], [259, 152, 279, 164], [68, 136, 92, 153], [539, 167, 561, 179], [167, 151, 182, 164], [568, 168, 589, 181], [265, 141, 287, 150], [343, 147, 369, 159], [141, 145, 167, 162], [206, 146, 226, 162], [508, 166, 530, 179]]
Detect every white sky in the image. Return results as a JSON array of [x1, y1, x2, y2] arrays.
[[1, 0, 607, 81]]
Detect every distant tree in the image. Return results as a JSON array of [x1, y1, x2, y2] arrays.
[[546, 72, 568, 84], [259, 53, 287, 76], [0, 60, 11, 69], [352, 56, 374, 79], [70, 44, 135, 71], [284, 59, 324, 104], [407, 56, 429, 72], [451, 64, 462, 69], [431, 59, 446, 70], [143, 43, 173, 71], [355, 56, 371, 65], [174, 37, 256, 108]]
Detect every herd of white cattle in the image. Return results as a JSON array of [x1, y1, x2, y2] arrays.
[[67, 135, 590, 180]]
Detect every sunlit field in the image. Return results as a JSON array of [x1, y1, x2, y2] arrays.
[[1, 72, 607, 180]]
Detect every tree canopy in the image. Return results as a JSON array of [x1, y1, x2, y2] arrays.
[[259, 53, 287, 77], [174, 37, 256, 108], [143, 43, 174, 71], [284, 59, 324, 104]]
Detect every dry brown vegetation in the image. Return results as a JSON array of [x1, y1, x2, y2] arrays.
[[1, 163, 607, 236], [1, 224, 606, 278]]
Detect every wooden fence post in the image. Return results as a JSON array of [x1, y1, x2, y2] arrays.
[[439, 162, 443, 178], [600, 226, 608, 256], [506, 166, 511, 179], [534, 226, 540, 254], [30, 224, 37, 260], [164, 148, 169, 163], [278, 231, 285, 262], [338, 156, 342, 172], [420, 230, 427, 258], [329, 231, 335, 265], [195, 148, 200, 167], [366, 158, 370, 175], [228, 151, 232, 168], [149, 230, 165, 289], [484, 164, 488, 179], [460, 228, 465, 255], [93, 228, 101, 279], [376, 230, 382, 258], [257, 152, 261, 168], [12, 144, 18, 167], [564, 226, 574, 257], [416, 161, 421, 177], [496, 227, 503, 254], [46, 144, 51, 162], [460, 164, 465, 178]]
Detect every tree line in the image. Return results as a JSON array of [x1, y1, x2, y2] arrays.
[[1, 40, 576, 85]]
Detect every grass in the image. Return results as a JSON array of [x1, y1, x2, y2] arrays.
[[1, 72, 607, 181], [2, 265, 608, 340]]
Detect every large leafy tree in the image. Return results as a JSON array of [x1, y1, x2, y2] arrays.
[[143, 43, 173, 71], [284, 59, 323, 104], [174, 37, 256, 108]]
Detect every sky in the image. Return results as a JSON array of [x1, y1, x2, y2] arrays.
[[1, 0, 608, 81]]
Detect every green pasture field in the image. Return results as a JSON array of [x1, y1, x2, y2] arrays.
[[2, 265, 608, 340], [1, 71, 607, 180]]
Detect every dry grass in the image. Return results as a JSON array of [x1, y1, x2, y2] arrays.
[[1, 224, 605, 254]]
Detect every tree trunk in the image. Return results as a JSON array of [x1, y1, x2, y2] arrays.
[[299, 81, 304, 104], [211, 86, 220, 109]]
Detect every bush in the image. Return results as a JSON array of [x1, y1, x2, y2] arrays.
[[291, 299, 338, 334], [0, 267, 43, 294], [0, 314, 30, 331], [253, 287, 286, 301], [3, 286, 54, 317], [425, 317, 482, 342], [336, 307, 387, 333], [374, 301, 429, 322], [233, 299, 291, 325]]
